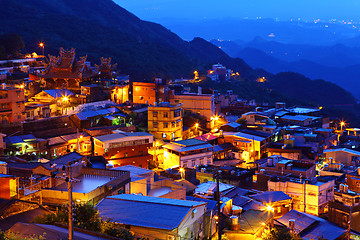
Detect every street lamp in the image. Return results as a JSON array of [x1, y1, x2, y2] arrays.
[[39, 42, 45, 57], [62, 95, 69, 115], [266, 205, 274, 212], [340, 121, 345, 131], [179, 167, 185, 179]]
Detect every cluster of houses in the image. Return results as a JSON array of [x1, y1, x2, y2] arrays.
[[0, 48, 360, 239]]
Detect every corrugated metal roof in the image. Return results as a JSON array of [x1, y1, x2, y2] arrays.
[[222, 122, 241, 128], [43, 89, 74, 99], [0, 173, 14, 178], [75, 110, 99, 120], [250, 191, 291, 204], [97, 195, 206, 230], [108, 194, 205, 207], [195, 181, 235, 195], [236, 132, 266, 142], [194, 133, 218, 142], [48, 136, 66, 146], [239, 210, 273, 234], [174, 139, 208, 147], [281, 115, 319, 121], [324, 148, 360, 155], [163, 142, 213, 152], [213, 143, 234, 152], [5, 134, 37, 144], [50, 152, 83, 166], [278, 210, 346, 240]]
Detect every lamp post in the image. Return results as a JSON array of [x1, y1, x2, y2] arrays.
[[39, 42, 45, 57], [340, 121, 345, 132]]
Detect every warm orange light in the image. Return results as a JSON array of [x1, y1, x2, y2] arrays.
[[214, 116, 219, 121], [39, 42, 44, 47], [266, 205, 274, 212], [319, 106, 323, 110], [62, 96, 69, 102], [19, 84, 24, 89], [340, 121, 345, 127], [179, 168, 185, 173], [261, 222, 266, 226], [195, 123, 199, 128], [79, 135, 83, 138]]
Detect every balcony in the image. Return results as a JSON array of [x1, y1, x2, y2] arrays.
[[0, 108, 11, 113]]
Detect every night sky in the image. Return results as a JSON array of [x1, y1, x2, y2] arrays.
[[115, 0, 360, 21]]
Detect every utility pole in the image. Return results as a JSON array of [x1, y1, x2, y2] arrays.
[[67, 162, 73, 240], [348, 206, 352, 240], [216, 170, 221, 240]]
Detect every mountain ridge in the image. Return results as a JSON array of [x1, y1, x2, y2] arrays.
[[0, 0, 357, 108]]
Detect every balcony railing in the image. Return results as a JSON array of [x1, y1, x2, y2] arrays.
[[81, 167, 128, 178]]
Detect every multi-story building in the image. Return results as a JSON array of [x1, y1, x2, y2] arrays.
[[26, 89, 74, 119], [162, 139, 213, 169], [148, 102, 183, 141], [0, 84, 25, 125], [111, 84, 129, 104], [207, 63, 232, 81], [220, 131, 271, 162], [324, 148, 360, 167], [169, 92, 215, 120], [268, 177, 335, 216], [254, 156, 316, 190], [328, 185, 360, 232], [0, 132, 5, 155], [132, 82, 156, 104], [93, 131, 153, 168], [97, 194, 207, 240]]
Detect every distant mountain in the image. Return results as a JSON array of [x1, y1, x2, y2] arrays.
[[160, 18, 359, 45], [0, 0, 258, 80], [0, 0, 357, 108], [211, 39, 360, 99]]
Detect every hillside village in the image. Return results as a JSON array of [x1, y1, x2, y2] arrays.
[[0, 46, 360, 240]]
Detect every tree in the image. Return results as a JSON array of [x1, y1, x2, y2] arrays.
[[0, 230, 45, 240], [73, 203, 101, 232], [235, 117, 247, 127], [0, 34, 24, 58], [34, 203, 134, 239], [261, 227, 302, 240], [101, 218, 134, 240]]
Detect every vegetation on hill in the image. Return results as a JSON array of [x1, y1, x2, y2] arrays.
[[0, 0, 358, 116], [34, 203, 135, 240], [0, 34, 24, 59]]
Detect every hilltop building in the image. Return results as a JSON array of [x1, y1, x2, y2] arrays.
[[148, 102, 183, 141], [0, 85, 25, 125], [40, 48, 95, 88]]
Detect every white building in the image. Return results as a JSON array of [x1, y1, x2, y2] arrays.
[[268, 178, 335, 216], [162, 139, 213, 169]]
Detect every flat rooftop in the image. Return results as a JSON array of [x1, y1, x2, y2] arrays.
[[53, 175, 112, 193]]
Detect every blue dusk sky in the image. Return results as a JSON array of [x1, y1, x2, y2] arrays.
[[115, 0, 360, 21]]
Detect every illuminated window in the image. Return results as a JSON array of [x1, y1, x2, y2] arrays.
[[162, 133, 166, 138]]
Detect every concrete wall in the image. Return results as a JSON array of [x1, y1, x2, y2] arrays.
[[178, 204, 207, 239], [325, 151, 360, 166], [268, 180, 334, 216]]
